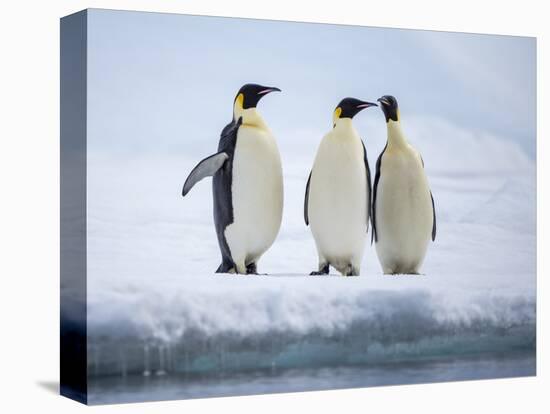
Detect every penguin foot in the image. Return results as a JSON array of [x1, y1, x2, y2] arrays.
[[215, 268, 237, 274], [216, 260, 236, 274], [246, 262, 259, 275], [310, 263, 329, 276], [342, 265, 360, 277]]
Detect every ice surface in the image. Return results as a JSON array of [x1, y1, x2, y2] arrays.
[[82, 116, 536, 378], [89, 354, 536, 404]]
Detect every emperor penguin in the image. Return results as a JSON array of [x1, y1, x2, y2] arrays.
[[372, 95, 436, 275], [304, 98, 378, 276], [182, 84, 283, 274]]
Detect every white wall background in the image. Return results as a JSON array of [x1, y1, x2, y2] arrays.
[[0, 0, 547, 412]]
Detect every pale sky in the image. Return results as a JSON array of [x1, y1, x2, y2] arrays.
[[86, 9, 536, 158]]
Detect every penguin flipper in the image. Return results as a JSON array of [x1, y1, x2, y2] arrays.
[[304, 171, 312, 225], [182, 152, 229, 196], [421, 155, 437, 242], [361, 140, 372, 233], [371, 143, 387, 244], [431, 191, 437, 241]]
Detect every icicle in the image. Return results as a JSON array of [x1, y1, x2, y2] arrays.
[[221, 344, 226, 372], [156, 345, 166, 376], [143, 344, 151, 377], [184, 348, 189, 375], [165, 343, 172, 373]]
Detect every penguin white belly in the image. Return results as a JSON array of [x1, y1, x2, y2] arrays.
[[309, 135, 367, 272], [375, 147, 432, 274], [224, 125, 283, 272]]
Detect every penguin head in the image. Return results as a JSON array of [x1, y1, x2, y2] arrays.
[[377, 95, 399, 123], [333, 97, 378, 127], [233, 83, 281, 120]]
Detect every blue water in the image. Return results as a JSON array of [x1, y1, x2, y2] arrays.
[[88, 351, 535, 405]]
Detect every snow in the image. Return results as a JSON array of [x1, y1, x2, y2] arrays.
[[83, 115, 536, 377]]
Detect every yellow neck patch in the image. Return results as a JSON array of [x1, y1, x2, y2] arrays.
[[235, 93, 244, 110], [332, 107, 342, 126]]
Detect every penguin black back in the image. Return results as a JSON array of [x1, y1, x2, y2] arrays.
[[212, 117, 242, 272]]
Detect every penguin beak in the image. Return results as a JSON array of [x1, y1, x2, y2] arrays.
[[356, 101, 378, 109], [257, 86, 282, 95], [377, 97, 390, 106]]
